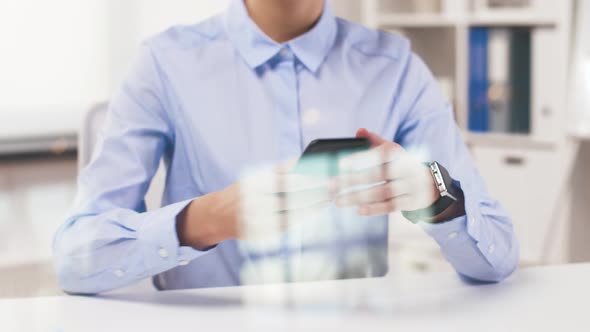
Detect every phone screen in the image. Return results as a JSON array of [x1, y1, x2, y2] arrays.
[[301, 138, 371, 156], [294, 138, 371, 176]]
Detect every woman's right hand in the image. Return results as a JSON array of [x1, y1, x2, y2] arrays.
[[176, 162, 332, 250]]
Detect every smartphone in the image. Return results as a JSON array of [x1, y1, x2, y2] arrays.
[[294, 138, 371, 176], [301, 138, 371, 156]]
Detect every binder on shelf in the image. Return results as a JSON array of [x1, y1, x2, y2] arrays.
[[469, 27, 532, 134], [469, 27, 490, 132], [488, 28, 511, 133], [509, 28, 531, 134]]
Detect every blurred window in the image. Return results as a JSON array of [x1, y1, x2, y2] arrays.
[[0, 0, 229, 138]]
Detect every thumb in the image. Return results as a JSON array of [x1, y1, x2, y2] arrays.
[[355, 128, 388, 147], [275, 158, 298, 173]]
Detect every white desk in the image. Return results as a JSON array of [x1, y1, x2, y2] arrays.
[[2, 263, 588, 332]]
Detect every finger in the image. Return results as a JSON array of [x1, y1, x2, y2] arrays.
[[357, 195, 415, 216], [332, 157, 419, 190], [334, 179, 413, 207], [355, 128, 388, 147], [275, 200, 332, 227], [355, 128, 370, 139], [243, 202, 331, 227], [241, 171, 329, 195], [276, 188, 333, 213], [338, 144, 404, 173], [331, 165, 386, 191], [278, 174, 329, 193], [274, 158, 299, 173], [239, 201, 332, 238], [240, 187, 332, 217]]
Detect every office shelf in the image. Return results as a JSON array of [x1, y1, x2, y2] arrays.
[[464, 132, 555, 150], [377, 15, 557, 29], [361, 0, 575, 265], [0, 106, 82, 155], [0, 135, 77, 156], [378, 14, 457, 28], [468, 15, 557, 27]]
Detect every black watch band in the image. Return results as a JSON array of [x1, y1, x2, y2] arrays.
[[402, 162, 460, 224]]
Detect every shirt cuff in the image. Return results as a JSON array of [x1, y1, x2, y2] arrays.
[[418, 180, 500, 268], [138, 199, 211, 272]]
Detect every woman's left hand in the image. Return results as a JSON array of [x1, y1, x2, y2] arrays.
[[331, 128, 440, 216]]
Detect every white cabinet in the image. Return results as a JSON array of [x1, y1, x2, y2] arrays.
[[387, 213, 454, 276], [530, 27, 567, 143], [470, 145, 567, 264]]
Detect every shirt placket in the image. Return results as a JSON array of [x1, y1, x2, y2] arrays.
[[273, 47, 303, 161], [272, 46, 303, 282]]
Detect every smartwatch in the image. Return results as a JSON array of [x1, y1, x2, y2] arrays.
[[402, 161, 460, 223]]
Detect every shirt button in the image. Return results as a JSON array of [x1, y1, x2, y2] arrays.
[[179, 260, 189, 266], [302, 108, 321, 126], [488, 244, 496, 254], [279, 48, 289, 57], [447, 232, 458, 240], [158, 248, 169, 258], [114, 269, 124, 278]]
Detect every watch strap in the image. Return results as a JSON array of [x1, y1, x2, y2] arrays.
[[402, 195, 456, 223], [402, 162, 459, 224]]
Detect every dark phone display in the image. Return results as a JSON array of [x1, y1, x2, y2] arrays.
[[301, 138, 371, 156], [294, 138, 371, 176]]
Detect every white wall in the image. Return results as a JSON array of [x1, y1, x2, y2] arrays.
[[0, 1, 109, 141], [0, 1, 110, 109], [331, 0, 362, 23], [570, 0, 590, 137], [0, 1, 229, 141], [108, 0, 230, 93]]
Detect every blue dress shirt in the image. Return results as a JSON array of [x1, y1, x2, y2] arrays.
[[53, 0, 519, 294]]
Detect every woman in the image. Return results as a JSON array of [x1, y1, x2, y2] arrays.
[[54, 0, 518, 294]]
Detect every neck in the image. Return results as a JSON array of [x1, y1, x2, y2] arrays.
[[244, 0, 325, 43]]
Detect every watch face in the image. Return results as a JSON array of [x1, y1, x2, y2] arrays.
[[430, 163, 446, 191], [402, 162, 458, 222], [432, 162, 458, 201]]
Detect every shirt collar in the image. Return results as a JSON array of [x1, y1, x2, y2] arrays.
[[223, 0, 337, 73]]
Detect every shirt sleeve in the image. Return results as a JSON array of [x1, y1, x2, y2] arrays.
[[393, 53, 519, 282], [53, 42, 208, 295]]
